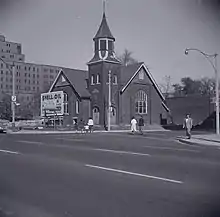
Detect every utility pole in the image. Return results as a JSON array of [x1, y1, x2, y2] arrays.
[[0, 58, 16, 130], [108, 70, 111, 131], [215, 55, 219, 134], [12, 63, 16, 130]]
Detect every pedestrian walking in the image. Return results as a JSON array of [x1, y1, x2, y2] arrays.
[[78, 119, 85, 134], [131, 116, 137, 134], [183, 114, 193, 139], [87, 117, 94, 133], [138, 116, 144, 134]]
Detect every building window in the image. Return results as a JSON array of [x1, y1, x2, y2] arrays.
[[1, 70, 3, 74], [113, 75, 117, 85], [100, 39, 106, 50], [139, 69, 144, 80], [76, 100, 79, 114], [64, 93, 68, 114], [91, 75, 95, 85], [97, 74, 100, 84], [1, 63, 3, 68], [108, 40, 113, 50], [135, 90, 147, 114]]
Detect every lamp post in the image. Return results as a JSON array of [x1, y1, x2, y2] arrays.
[[185, 48, 219, 134], [108, 70, 111, 131], [0, 58, 16, 130]]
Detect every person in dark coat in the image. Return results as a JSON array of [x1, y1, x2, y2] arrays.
[[78, 119, 85, 134], [138, 116, 144, 134]]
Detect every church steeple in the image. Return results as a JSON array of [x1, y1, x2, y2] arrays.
[[93, 12, 115, 41], [88, 3, 120, 65]]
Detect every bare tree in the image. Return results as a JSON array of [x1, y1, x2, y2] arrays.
[[118, 49, 138, 66], [159, 75, 172, 98]]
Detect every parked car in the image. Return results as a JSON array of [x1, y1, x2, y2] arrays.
[[0, 120, 9, 133]]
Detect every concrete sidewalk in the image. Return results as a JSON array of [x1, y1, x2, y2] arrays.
[[178, 134, 220, 147], [7, 128, 168, 135]]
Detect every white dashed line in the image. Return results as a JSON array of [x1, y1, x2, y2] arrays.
[[92, 148, 150, 156], [85, 164, 183, 184], [0, 149, 19, 154]]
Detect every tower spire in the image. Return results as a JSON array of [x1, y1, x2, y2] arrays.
[[103, 0, 106, 15]]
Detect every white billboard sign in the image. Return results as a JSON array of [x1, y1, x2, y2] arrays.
[[41, 91, 64, 116]]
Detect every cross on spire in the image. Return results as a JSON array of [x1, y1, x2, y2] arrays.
[[103, 0, 106, 15]]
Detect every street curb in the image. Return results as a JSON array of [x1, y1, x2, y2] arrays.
[[178, 138, 220, 148], [6, 129, 169, 135]]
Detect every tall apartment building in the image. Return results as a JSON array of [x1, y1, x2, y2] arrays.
[[0, 34, 60, 116]]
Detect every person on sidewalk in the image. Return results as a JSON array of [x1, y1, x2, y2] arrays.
[[131, 117, 137, 134], [78, 119, 85, 134], [87, 117, 94, 133], [183, 114, 193, 139], [138, 116, 144, 134]]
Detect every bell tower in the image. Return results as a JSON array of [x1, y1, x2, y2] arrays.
[[87, 2, 121, 126]]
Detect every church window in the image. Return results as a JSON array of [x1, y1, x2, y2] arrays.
[[64, 93, 69, 114], [91, 75, 95, 85], [76, 100, 79, 114], [139, 69, 144, 80], [108, 40, 113, 50], [97, 74, 100, 84], [95, 41, 98, 51], [135, 90, 147, 114], [100, 39, 107, 50], [113, 75, 117, 85]]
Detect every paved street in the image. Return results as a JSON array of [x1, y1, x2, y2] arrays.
[[0, 131, 220, 217]]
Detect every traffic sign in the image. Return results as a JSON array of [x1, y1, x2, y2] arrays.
[[11, 95, 16, 102]]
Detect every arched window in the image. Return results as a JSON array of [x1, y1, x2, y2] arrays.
[[63, 93, 68, 114], [97, 74, 100, 84], [113, 75, 117, 85], [76, 100, 79, 114], [138, 69, 144, 80], [135, 90, 147, 114], [91, 75, 94, 85]]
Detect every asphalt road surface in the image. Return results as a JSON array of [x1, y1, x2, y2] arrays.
[[0, 130, 220, 217]]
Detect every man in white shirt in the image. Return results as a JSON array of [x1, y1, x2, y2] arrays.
[[88, 117, 94, 133], [131, 117, 137, 133]]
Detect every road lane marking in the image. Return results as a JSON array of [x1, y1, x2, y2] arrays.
[[85, 164, 183, 184], [17, 140, 43, 145], [92, 148, 151, 156], [0, 149, 19, 154], [143, 145, 200, 153]]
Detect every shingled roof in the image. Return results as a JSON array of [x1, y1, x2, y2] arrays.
[[93, 13, 115, 40], [120, 62, 144, 85], [50, 68, 90, 98]]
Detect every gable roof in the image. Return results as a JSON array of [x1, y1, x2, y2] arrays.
[[93, 13, 115, 40], [120, 62, 166, 102], [49, 68, 90, 98], [120, 62, 143, 85]]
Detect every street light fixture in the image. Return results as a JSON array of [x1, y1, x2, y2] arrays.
[[0, 57, 16, 130], [184, 48, 219, 134]]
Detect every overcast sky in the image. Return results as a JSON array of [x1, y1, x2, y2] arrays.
[[0, 0, 219, 85]]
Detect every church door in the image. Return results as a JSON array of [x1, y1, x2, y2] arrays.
[[92, 107, 100, 125], [110, 107, 116, 125]]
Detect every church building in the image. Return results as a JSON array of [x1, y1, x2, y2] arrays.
[[48, 11, 169, 127]]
